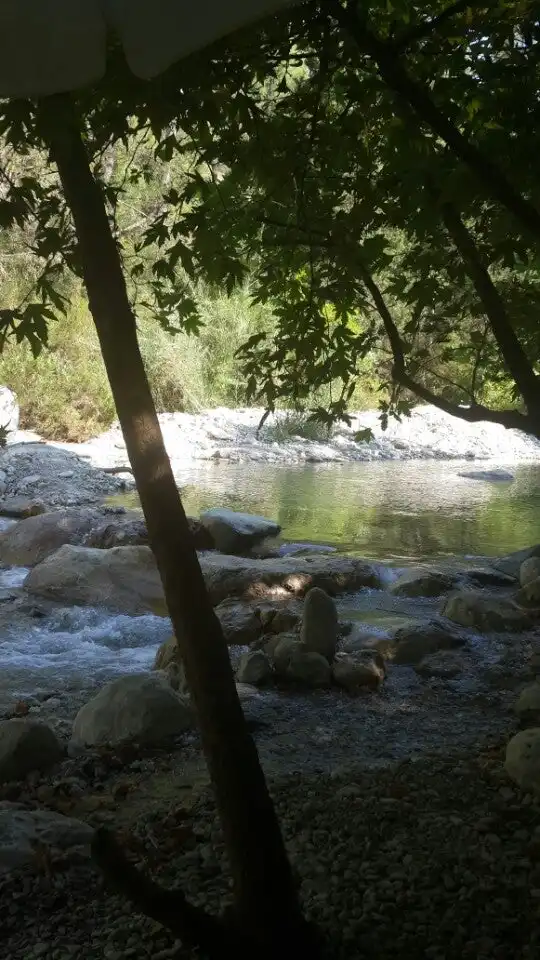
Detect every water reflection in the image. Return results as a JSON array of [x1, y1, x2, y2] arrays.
[[115, 460, 540, 562]]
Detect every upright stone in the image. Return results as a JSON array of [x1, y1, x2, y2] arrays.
[[300, 586, 338, 662]]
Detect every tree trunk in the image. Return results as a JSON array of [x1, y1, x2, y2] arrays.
[[40, 93, 305, 950]]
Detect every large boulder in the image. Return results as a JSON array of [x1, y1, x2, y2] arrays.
[[332, 652, 385, 692], [269, 635, 330, 687], [0, 719, 63, 783], [389, 569, 457, 599], [505, 728, 540, 794], [71, 673, 193, 748], [0, 803, 94, 874], [441, 590, 532, 632], [392, 619, 467, 664], [25, 544, 164, 614], [520, 557, 540, 588], [0, 497, 47, 520], [300, 586, 338, 662], [493, 544, 540, 582], [215, 600, 263, 646], [200, 508, 280, 554], [25, 544, 379, 613], [200, 551, 380, 605], [286, 647, 332, 688], [236, 650, 273, 686], [85, 514, 214, 551], [0, 508, 104, 566]]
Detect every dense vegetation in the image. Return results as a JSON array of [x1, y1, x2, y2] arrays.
[[2, 0, 539, 439]]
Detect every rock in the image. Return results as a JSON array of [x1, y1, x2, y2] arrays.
[[84, 515, 149, 549], [341, 631, 397, 660], [277, 542, 337, 557], [286, 646, 332, 687], [271, 635, 302, 675], [493, 544, 540, 581], [464, 568, 517, 589], [515, 577, 540, 610], [71, 673, 193, 748], [505, 728, 540, 794], [25, 544, 164, 614], [520, 557, 540, 587], [0, 386, 19, 435], [300, 586, 338, 662], [215, 600, 263, 645], [0, 497, 47, 519], [200, 508, 280, 554], [25, 543, 380, 613], [0, 507, 105, 566], [332, 652, 385, 692], [259, 601, 302, 634], [0, 720, 63, 783], [515, 683, 540, 726], [236, 650, 273, 686], [441, 590, 532, 632], [392, 619, 467, 664], [201, 552, 380, 604], [0, 803, 94, 873], [458, 469, 514, 482], [458, 470, 515, 483], [85, 514, 214, 551], [414, 649, 465, 678], [389, 568, 457, 598]]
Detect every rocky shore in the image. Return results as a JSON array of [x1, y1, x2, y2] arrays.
[[1, 393, 540, 956]]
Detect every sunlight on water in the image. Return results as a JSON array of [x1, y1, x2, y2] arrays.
[[111, 459, 540, 561]]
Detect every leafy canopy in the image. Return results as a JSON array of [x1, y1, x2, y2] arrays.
[[1, 0, 540, 433]]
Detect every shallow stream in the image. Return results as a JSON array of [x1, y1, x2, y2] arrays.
[[1, 459, 538, 720]]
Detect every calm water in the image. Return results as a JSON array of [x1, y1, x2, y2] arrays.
[[114, 459, 540, 563]]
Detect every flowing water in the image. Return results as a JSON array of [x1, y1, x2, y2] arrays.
[[2, 459, 540, 712]]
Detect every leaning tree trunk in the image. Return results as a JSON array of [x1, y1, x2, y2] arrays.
[[40, 93, 307, 953]]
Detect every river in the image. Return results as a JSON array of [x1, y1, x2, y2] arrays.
[[115, 459, 540, 562]]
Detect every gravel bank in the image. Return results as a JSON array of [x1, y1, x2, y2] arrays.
[[52, 404, 540, 471], [2, 744, 540, 959]]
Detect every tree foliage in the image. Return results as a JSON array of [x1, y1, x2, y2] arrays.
[[1, 0, 540, 437], [110, 0, 540, 435]]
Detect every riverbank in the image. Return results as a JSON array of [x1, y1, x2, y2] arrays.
[[32, 404, 540, 472]]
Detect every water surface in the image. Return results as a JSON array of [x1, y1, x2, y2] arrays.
[[115, 459, 540, 562]]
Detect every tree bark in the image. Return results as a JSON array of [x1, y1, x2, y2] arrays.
[[333, 4, 540, 242], [40, 93, 305, 951]]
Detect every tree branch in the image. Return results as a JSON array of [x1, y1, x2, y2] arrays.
[[357, 262, 536, 435], [439, 200, 540, 413], [92, 828, 253, 960], [390, 0, 489, 53], [331, 2, 540, 241]]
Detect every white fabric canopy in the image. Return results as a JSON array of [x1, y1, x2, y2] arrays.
[[0, 0, 296, 98]]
